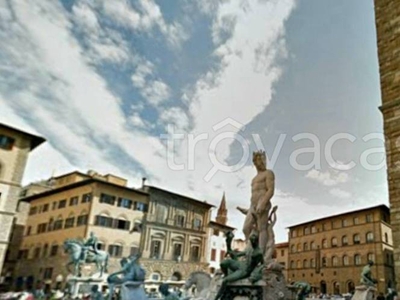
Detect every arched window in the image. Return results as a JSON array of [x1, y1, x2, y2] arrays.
[[310, 258, 315, 268], [322, 239, 328, 248], [332, 256, 339, 266], [354, 254, 362, 265], [367, 253, 375, 262], [343, 255, 349, 266], [296, 260, 301, 269], [303, 259, 308, 268], [175, 214, 185, 227], [304, 227, 309, 235], [331, 237, 338, 247], [303, 242, 308, 251], [322, 257, 327, 267], [366, 232, 374, 243], [342, 235, 348, 246], [297, 243, 301, 252], [310, 241, 315, 250], [291, 245, 295, 253], [353, 234, 360, 244], [290, 261, 295, 269]]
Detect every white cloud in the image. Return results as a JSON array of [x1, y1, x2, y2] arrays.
[[160, 107, 190, 132], [131, 60, 171, 105], [329, 188, 351, 199], [0, 0, 297, 243], [306, 169, 349, 186], [101, 0, 187, 47]]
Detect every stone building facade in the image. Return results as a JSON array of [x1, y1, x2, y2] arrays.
[[374, 0, 400, 290], [0, 123, 45, 279], [207, 193, 235, 275], [275, 242, 289, 280], [287, 205, 394, 295], [12, 171, 148, 290], [138, 185, 213, 292]]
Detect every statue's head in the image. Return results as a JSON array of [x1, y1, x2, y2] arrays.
[[368, 260, 374, 266], [253, 150, 267, 171], [249, 232, 259, 247], [91, 285, 99, 293], [159, 283, 170, 296]]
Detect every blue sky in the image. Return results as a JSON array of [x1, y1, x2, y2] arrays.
[[0, 0, 387, 242]]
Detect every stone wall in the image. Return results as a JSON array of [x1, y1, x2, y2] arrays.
[[374, 0, 400, 291]]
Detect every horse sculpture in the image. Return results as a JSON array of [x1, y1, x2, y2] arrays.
[[64, 239, 109, 277], [183, 271, 213, 299]]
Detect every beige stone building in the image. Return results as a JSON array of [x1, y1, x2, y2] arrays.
[[287, 205, 394, 295], [12, 171, 148, 290], [275, 242, 289, 279], [0, 123, 45, 279], [138, 184, 214, 292], [373, 0, 400, 290]]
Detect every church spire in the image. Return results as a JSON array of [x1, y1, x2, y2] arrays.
[[216, 192, 227, 225]]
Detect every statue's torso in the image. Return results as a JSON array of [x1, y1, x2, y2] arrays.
[[250, 171, 270, 207]]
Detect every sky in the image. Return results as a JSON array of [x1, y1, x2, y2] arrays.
[[0, 0, 388, 243]]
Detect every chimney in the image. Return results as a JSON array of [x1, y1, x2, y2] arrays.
[[142, 177, 147, 188]]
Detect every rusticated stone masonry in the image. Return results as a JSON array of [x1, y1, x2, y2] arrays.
[[374, 0, 400, 291]]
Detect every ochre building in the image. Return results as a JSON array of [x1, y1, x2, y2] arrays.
[[287, 205, 394, 295]]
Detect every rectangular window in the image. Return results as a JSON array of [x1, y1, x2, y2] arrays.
[[366, 214, 373, 223], [108, 245, 123, 257], [81, 193, 92, 203], [135, 202, 148, 212], [281, 250, 284, 257], [117, 198, 133, 209], [53, 219, 63, 230], [29, 207, 37, 216], [52, 202, 57, 210], [33, 247, 41, 259], [193, 219, 202, 230], [354, 217, 359, 225], [43, 268, 53, 280], [114, 219, 130, 230], [311, 226, 316, 234], [26, 226, 32, 236], [77, 215, 88, 226], [190, 246, 200, 262], [37, 223, 47, 234], [42, 204, 49, 212], [150, 241, 161, 259], [175, 215, 185, 227], [213, 229, 220, 236], [220, 250, 226, 260], [64, 217, 75, 229], [69, 196, 79, 206], [211, 249, 216, 261], [58, 200, 66, 209], [342, 219, 348, 227], [130, 246, 139, 256], [173, 243, 182, 259], [50, 245, 58, 256], [0, 135, 15, 150], [99, 193, 116, 205], [95, 215, 113, 228]]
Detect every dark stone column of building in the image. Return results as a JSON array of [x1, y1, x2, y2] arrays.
[[374, 0, 400, 290]]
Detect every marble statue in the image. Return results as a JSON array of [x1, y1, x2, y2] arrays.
[[238, 150, 275, 255], [63, 238, 109, 277], [107, 253, 146, 300], [214, 232, 264, 300], [183, 271, 212, 299], [361, 260, 377, 286]]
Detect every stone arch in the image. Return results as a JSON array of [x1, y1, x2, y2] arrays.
[[320, 281, 327, 294], [117, 213, 128, 220], [171, 271, 182, 281], [346, 280, 355, 293], [99, 210, 111, 217]]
